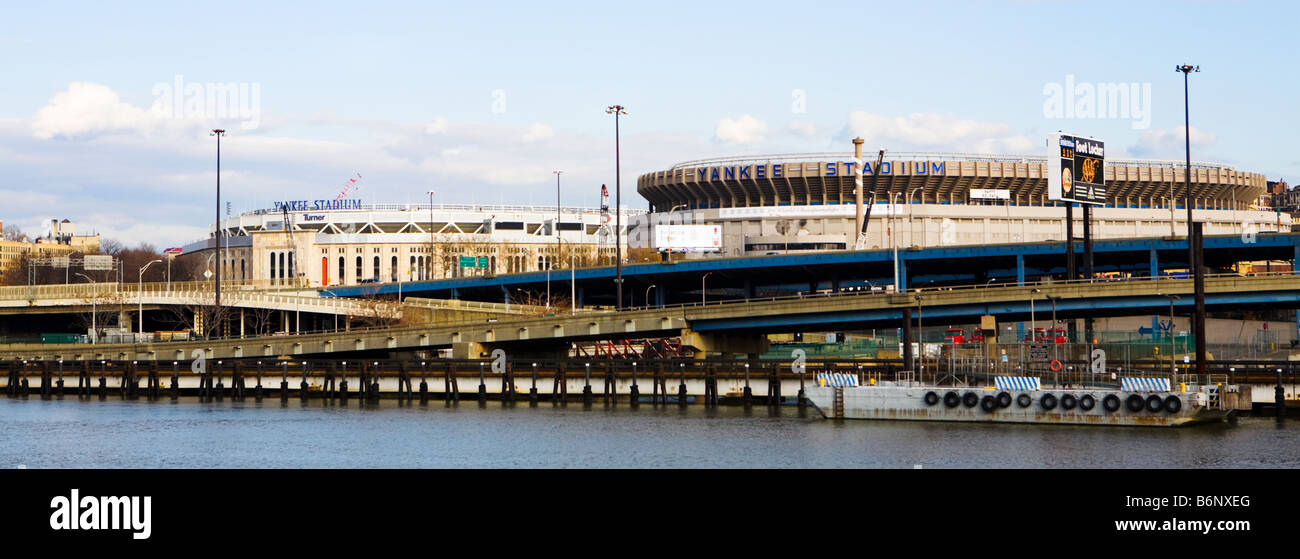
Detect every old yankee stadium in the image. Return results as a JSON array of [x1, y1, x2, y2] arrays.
[[636, 150, 1282, 257]]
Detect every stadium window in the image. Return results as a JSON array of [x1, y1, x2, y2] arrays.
[[338, 257, 345, 284], [373, 256, 380, 279], [355, 256, 362, 280], [391, 255, 398, 281]]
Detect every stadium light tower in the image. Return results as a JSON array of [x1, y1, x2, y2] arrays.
[[605, 105, 627, 309], [210, 129, 226, 336]]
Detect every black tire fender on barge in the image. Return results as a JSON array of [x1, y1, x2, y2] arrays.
[[1016, 393, 1033, 408], [1145, 394, 1165, 413], [996, 391, 1012, 408], [962, 392, 979, 408], [943, 391, 961, 408], [1040, 393, 1058, 410], [924, 391, 940, 406], [979, 395, 997, 412], [1060, 394, 1078, 410], [1125, 394, 1145, 412], [1163, 395, 1182, 413], [1102, 394, 1121, 412], [1079, 394, 1096, 411]]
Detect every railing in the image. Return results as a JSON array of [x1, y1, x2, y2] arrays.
[[0, 278, 311, 302], [625, 270, 1300, 313], [402, 297, 548, 314], [236, 203, 643, 217]]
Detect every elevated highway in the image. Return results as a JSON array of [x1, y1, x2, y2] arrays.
[[4, 273, 1299, 362]]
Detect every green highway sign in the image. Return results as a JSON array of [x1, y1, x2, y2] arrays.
[[458, 256, 475, 268], [477, 256, 488, 269]]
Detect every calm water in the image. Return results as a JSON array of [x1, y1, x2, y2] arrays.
[[1, 397, 1297, 468]]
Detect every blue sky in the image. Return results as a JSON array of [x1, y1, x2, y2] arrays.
[[1, 1, 1295, 246]]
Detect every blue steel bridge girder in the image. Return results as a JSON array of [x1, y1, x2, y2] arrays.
[[689, 290, 1300, 333], [317, 233, 1300, 306]]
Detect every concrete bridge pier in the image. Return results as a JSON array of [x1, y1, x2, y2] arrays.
[[679, 328, 768, 359]]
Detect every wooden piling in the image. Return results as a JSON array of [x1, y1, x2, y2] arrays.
[[552, 363, 566, 405]]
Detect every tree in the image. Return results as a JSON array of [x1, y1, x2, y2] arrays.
[[1, 225, 26, 242], [355, 286, 403, 328], [74, 290, 129, 340], [157, 293, 239, 339], [99, 238, 125, 255]]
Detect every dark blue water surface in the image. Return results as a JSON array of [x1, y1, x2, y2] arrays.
[[1, 398, 1297, 468]]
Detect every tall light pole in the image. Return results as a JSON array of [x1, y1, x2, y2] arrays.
[[1177, 63, 1207, 381], [1177, 65, 1199, 241], [702, 272, 712, 305], [138, 259, 161, 336], [75, 273, 96, 344], [210, 129, 226, 336], [606, 105, 627, 309], [645, 284, 656, 309]]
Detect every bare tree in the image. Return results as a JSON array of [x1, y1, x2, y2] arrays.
[[355, 285, 403, 328], [157, 293, 239, 339], [509, 289, 567, 315], [246, 306, 278, 336], [74, 290, 129, 340]]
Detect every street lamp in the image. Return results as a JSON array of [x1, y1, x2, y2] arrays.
[[906, 186, 924, 248], [1046, 295, 1061, 363], [645, 284, 656, 309], [138, 259, 162, 336], [1029, 288, 1041, 342], [75, 273, 97, 344], [553, 170, 565, 314], [891, 191, 903, 291], [605, 104, 627, 309], [427, 190, 435, 281], [210, 129, 225, 336], [914, 293, 924, 382], [1163, 293, 1180, 381], [702, 272, 712, 305]]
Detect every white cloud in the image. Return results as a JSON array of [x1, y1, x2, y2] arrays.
[[521, 122, 554, 142], [31, 82, 155, 139], [787, 121, 817, 138], [715, 115, 768, 144], [845, 111, 1033, 153], [1129, 125, 1217, 158], [3, 83, 725, 248], [425, 116, 449, 135]]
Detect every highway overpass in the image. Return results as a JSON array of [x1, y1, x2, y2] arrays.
[[3, 273, 1298, 362]]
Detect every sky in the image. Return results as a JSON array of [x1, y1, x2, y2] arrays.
[[1, 1, 1296, 247]]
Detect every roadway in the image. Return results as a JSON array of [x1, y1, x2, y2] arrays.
[[4, 273, 1299, 362], [319, 233, 1300, 308]]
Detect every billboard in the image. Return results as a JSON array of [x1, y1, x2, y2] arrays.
[[1047, 133, 1105, 205], [83, 255, 113, 271], [654, 224, 722, 253]]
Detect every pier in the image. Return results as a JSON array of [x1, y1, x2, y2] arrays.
[[2, 356, 1292, 414]]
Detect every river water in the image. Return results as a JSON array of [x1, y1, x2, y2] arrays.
[[1, 398, 1297, 468]]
